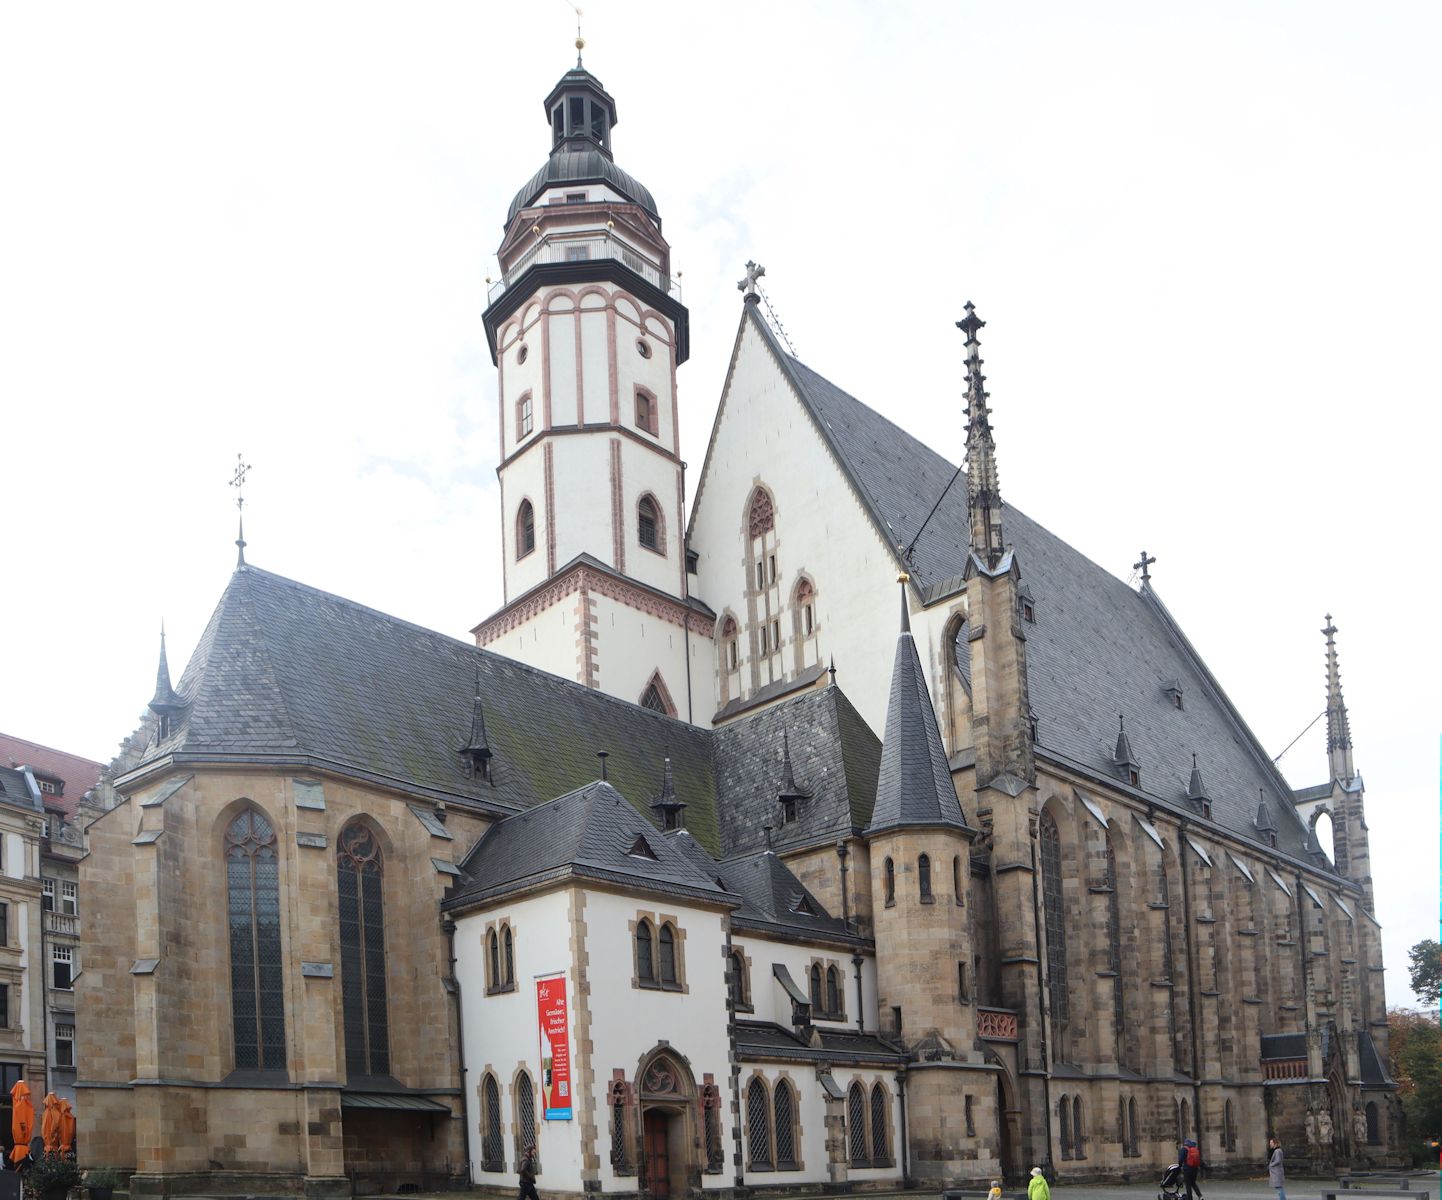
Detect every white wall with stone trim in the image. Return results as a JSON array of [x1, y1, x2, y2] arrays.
[[477, 597, 586, 686], [732, 933, 877, 1032]]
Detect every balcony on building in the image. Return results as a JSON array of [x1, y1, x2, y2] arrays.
[[489, 212, 681, 306]]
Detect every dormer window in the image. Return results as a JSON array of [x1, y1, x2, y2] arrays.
[[1128, 770, 1140, 788], [1163, 679, 1185, 710], [781, 796, 797, 824], [628, 835, 657, 861]]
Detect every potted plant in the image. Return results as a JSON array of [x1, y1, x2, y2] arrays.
[[82, 1168, 120, 1200], [26, 1154, 82, 1200]]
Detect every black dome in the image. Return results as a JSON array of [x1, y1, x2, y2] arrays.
[[506, 147, 659, 226]]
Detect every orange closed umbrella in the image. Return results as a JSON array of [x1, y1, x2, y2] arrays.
[[9, 1079, 32, 1163], [41, 1094, 60, 1154], [58, 1100, 75, 1156]]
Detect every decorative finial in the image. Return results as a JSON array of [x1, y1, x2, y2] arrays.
[[564, 1, 585, 65], [960, 302, 1005, 568], [230, 453, 252, 567], [826, 657, 837, 685], [898, 572, 911, 633], [738, 259, 765, 302], [1134, 550, 1156, 585], [459, 668, 493, 779]]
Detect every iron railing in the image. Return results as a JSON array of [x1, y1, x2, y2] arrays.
[[488, 233, 681, 304]]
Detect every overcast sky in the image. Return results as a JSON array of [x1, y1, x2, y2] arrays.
[[1, 1, 1436, 1006]]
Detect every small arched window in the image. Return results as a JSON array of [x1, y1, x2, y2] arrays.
[[953, 855, 964, 903], [638, 495, 662, 552], [517, 500, 536, 558], [847, 1083, 868, 1166], [1073, 1096, 1085, 1159], [884, 857, 895, 906], [1127, 1096, 1138, 1155], [640, 682, 667, 713], [658, 922, 678, 987], [1365, 1101, 1379, 1144], [635, 387, 658, 436], [503, 925, 515, 987], [728, 950, 748, 1008], [809, 964, 823, 1009], [514, 1070, 537, 1168], [1059, 1095, 1072, 1159], [635, 919, 655, 985], [488, 929, 501, 984], [746, 1077, 773, 1169], [481, 1072, 504, 1172], [1223, 1098, 1235, 1151], [825, 965, 841, 1016], [869, 1083, 890, 1164], [516, 391, 533, 438], [773, 1079, 798, 1169], [721, 616, 739, 672], [795, 577, 816, 637], [918, 853, 933, 902]]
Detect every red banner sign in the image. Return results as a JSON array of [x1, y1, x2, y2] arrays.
[[535, 976, 572, 1120]]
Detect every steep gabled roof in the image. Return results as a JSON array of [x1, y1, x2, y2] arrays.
[[0, 734, 103, 820], [718, 848, 858, 941], [445, 780, 731, 910], [732, 305, 1317, 861]]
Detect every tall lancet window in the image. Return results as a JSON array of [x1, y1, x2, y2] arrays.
[[1104, 835, 1125, 1048], [225, 808, 286, 1071], [337, 822, 389, 1077], [746, 486, 781, 673], [1039, 809, 1069, 1028]]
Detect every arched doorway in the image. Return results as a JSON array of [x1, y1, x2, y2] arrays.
[[636, 1050, 698, 1200], [994, 1070, 1022, 1184]]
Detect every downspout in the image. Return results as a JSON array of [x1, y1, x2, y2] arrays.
[[896, 1068, 911, 1185], [442, 918, 471, 1179], [1028, 824, 1055, 1176], [1177, 820, 1204, 1139], [852, 953, 865, 1033], [836, 839, 851, 931]]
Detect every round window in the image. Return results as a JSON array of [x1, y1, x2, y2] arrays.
[[517, 343, 529, 365], [636, 338, 651, 359]]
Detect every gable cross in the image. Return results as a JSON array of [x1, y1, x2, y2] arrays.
[[1134, 549, 1156, 583], [230, 453, 252, 566], [737, 260, 766, 297]]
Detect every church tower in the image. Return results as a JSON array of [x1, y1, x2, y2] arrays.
[[472, 58, 709, 720]]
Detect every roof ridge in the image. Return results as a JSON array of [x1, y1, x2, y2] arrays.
[[0, 734, 104, 772]]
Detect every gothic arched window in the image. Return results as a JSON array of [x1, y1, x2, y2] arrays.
[[728, 950, 748, 1008], [638, 494, 662, 552], [721, 616, 740, 673], [514, 1070, 537, 1168], [774, 1079, 798, 1169], [481, 1072, 504, 1171], [953, 855, 964, 903], [809, 964, 823, 1009], [869, 1083, 891, 1164], [847, 1082, 868, 1166], [635, 919, 655, 985], [658, 922, 678, 987], [918, 853, 933, 903], [883, 857, 895, 906], [1073, 1096, 1085, 1159], [337, 822, 389, 1077], [1365, 1101, 1379, 1144], [503, 925, 515, 987], [517, 500, 536, 558], [488, 929, 501, 987], [746, 1077, 773, 1169], [1059, 1095, 1072, 1159], [1105, 836, 1125, 1040], [225, 808, 286, 1072], [825, 965, 841, 1017], [1039, 809, 1070, 1026]]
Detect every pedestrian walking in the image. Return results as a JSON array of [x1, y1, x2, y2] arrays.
[[1180, 1138, 1204, 1200], [517, 1144, 539, 1200], [1267, 1137, 1286, 1200], [1028, 1166, 1050, 1200], [988, 1180, 1003, 1200]]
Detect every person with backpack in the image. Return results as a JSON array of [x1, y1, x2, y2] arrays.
[[517, 1144, 539, 1200], [1267, 1137, 1286, 1200], [1180, 1138, 1203, 1200]]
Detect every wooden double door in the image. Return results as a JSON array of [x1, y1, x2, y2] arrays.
[[642, 1107, 679, 1200]]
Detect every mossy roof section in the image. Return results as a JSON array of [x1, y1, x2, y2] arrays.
[[142, 567, 720, 844]]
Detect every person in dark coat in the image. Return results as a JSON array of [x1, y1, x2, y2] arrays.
[[517, 1145, 539, 1200], [1179, 1138, 1204, 1200], [1268, 1137, 1286, 1200]]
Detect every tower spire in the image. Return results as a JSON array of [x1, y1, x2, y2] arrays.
[[1322, 614, 1355, 783], [958, 302, 1004, 568], [230, 453, 251, 568], [459, 668, 493, 778]]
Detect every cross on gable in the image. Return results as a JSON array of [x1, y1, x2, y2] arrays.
[[737, 260, 766, 296], [230, 453, 252, 511], [1134, 550, 1156, 582]]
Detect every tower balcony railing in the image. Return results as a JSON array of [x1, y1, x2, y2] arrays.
[[488, 232, 681, 305]]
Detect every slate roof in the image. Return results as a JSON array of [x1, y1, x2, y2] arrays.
[[733, 1020, 904, 1065], [867, 615, 966, 834], [717, 849, 860, 943], [741, 306, 1321, 863], [711, 684, 880, 857], [1358, 1030, 1396, 1087], [126, 566, 720, 842], [0, 765, 41, 814], [0, 734, 102, 820], [444, 780, 732, 911]]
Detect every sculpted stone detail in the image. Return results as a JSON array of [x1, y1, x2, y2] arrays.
[[976, 1008, 1019, 1041]]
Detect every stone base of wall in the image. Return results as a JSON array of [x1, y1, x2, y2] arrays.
[[127, 1171, 348, 1198]]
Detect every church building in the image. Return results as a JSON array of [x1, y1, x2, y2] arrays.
[[77, 57, 1399, 1198]]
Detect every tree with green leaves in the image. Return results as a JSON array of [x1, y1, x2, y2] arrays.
[[1388, 1007, 1442, 1165], [1408, 940, 1442, 1008]]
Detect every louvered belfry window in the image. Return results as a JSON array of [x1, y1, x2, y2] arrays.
[[1039, 809, 1070, 1025], [337, 822, 389, 1077], [847, 1083, 868, 1165], [746, 1077, 772, 1168], [226, 808, 286, 1071], [773, 1080, 797, 1168]]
